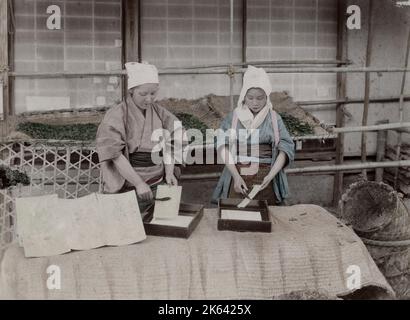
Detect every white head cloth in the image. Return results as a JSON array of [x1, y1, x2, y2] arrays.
[[125, 62, 159, 90], [235, 65, 273, 130]]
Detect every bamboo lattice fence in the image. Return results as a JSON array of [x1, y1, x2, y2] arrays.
[[0, 140, 101, 251]]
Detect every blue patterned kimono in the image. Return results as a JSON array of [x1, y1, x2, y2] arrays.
[[211, 111, 295, 204]]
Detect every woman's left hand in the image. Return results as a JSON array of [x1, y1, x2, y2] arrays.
[[165, 174, 178, 186], [260, 173, 274, 190]]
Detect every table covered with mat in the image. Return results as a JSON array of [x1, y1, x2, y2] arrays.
[[0, 204, 394, 299]]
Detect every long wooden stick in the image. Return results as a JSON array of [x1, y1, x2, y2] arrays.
[[393, 26, 410, 189], [375, 120, 389, 182], [180, 160, 410, 180], [288, 160, 410, 174], [8, 0, 14, 117], [229, 0, 234, 111], [12, 94, 410, 111], [361, 0, 374, 179], [162, 60, 349, 70], [331, 122, 410, 133], [242, 0, 247, 63], [7, 66, 410, 78], [298, 95, 410, 106], [333, 0, 347, 206], [0, 0, 9, 132], [137, 0, 142, 63]]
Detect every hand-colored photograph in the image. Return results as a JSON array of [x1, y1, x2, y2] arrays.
[[0, 0, 409, 304]]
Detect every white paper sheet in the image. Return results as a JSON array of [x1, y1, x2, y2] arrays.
[[150, 215, 193, 228], [237, 184, 262, 208], [221, 209, 262, 221], [16, 194, 71, 257], [15, 191, 146, 258], [153, 185, 182, 220], [16, 194, 59, 247], [97, 192, 146, 246], [62, 194, 105, 251]]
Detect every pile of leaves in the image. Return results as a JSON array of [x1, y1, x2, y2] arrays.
[[17, 113, 209, 142], [16, 112, 311, 142], [175, 113, 209, 136], [17, 122, 98, 141], [279, 112, 314, 136], [0, 166, 30, 189]]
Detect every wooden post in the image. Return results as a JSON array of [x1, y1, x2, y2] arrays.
[[360, 0, 374, 179], [229, 0, 234, 111], [123, 0, 140, 63], [122, 0, 141, 99], [8, 0, 14, 117], [0, 0, 9, 135], [137, 0, 142, 63], [333, 0, 347, 206], [242, 0, 247, 63]]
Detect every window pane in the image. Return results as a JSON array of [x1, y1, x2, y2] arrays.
[[13, 0, 123, 114], [141, 0, 243, 99]]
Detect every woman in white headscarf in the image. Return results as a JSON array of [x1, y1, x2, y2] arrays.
[[212, 66, 295, 205], [96, 62, 180, 212]]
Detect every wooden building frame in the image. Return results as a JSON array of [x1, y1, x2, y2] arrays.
[[0, 0, 409, 203]]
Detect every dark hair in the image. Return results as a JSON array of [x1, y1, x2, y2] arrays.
[[246, 87, 266, 95]]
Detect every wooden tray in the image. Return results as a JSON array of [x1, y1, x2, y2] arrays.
[[218, 198, 272, 233], [143, 203, 204, 239]]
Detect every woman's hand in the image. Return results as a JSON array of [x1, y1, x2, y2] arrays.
[[135, 182, 154, 201], [165, 173, 178, 186], [260, 151, 287, 191], [233, 175, 248, 195], [260, 173, 274, 191]]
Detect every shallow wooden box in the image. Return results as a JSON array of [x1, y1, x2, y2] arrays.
[[217, 199, 272, 233], [143, 203, 204, 239]]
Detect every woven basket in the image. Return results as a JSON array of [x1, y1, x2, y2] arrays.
[[339, 181, 410, 298]]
